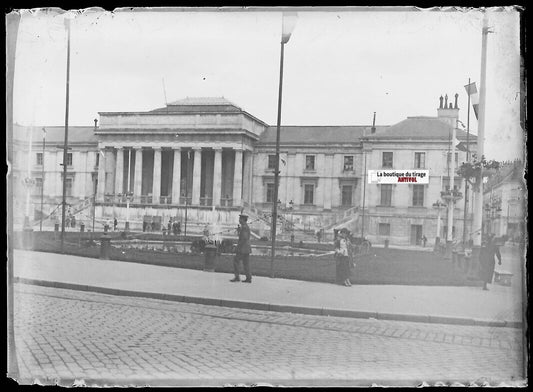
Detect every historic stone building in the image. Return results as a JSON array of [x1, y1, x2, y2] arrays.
[[12, 95, 479, 245]]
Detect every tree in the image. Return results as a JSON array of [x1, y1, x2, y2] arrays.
[[456, 155, 500, 192]]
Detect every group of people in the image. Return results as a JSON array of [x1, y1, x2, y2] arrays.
[[168, 219, 182, 236], [479, 233, 503, 291]]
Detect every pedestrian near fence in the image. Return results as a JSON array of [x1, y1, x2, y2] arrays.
[[230, 214, 252, 283]]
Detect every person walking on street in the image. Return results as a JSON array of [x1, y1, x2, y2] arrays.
[[479, 234, 502, 290], [335, 228, 352, 287], [230, 214, 252, 283]]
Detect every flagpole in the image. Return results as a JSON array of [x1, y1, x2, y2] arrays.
[[462, 78, 471, 245], [471, 14, 490, 268], [60, 16, 72, 253]]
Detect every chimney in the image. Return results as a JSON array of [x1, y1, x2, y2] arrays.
[[437, 92, 460, 128], [371, 112, 376, 134]]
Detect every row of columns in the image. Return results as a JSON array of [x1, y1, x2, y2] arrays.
[[97, 146, 246, 207]]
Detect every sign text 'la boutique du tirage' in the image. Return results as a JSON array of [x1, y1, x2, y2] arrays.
[[367, 170, 429, 184]]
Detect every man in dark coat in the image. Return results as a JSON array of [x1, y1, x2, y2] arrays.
[[230, 214, 252, 283], [479, 234, 502, 290]]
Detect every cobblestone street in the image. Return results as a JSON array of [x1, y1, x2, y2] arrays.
[[12, 284, 525, 386]]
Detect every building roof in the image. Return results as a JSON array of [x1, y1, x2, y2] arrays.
[[13, 124, 97, 144], [364, 116, 477, 141], [484, 160, 525, 192], [150, 96, 242, 113], [258, 125, 390, 145]]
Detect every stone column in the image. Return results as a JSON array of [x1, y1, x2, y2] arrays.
[[191, 148, 202, 205], [213, 148, 222, 206], [133, 148, 143, 199], [115, 147, 124, 196], [105, 149, 115, 196], [172, 148, 181, 204], [96, 148, 106, 201], [152, 147, 162, 204], [323, 154, 333, 210], [243, 150, 253, 205], [233, 149, 243, 206]]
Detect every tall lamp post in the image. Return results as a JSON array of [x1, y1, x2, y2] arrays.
[[432, 200, 445, 251], [270, 12, 297, 278], [40, 127, 46, 231], [60, 15, 72, 253], [289, 199, 294, 246]]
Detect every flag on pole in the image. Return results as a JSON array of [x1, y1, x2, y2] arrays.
[[464, 82, 479, 120], [281, 12, 298, 44]]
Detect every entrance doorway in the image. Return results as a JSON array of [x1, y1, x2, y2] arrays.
[[410, 224, 423, 245]]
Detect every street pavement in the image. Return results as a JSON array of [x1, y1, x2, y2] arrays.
[[13, 248, 524, 326], [12, 284, 525, 386]]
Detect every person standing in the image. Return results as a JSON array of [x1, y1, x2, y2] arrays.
[[479, 234, 502, 290], [113, 217, 118, 231], [422, 235, 427, 247], [230, 214, 252, 283], [335, 228, 352, 287]]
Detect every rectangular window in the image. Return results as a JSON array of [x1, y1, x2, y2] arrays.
[[304, 184, 314, 205], [305, 155, 315, 171], [378, 223, 390, 236], [341, 185, 353, 206], [66, 153, 73, 166], [343, 156, 354, 171], [447, 152, 459, 165], [414, 152, 425, 169], [412, 184, 424, 206], [380, 184, 392, 206], [267, 155, 276, 169], [266, 183, 275, 203], [36, 153, 43, 165], [65, 178, 73, 196], [382, 152, 393, 168]]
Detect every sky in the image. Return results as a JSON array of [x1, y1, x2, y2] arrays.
[[10, 7, 524, 161]]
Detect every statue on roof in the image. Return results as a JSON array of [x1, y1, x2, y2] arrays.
[[439, 95, 443, 109], [454, 93, 459, 109], [444, 94, 448, 108]]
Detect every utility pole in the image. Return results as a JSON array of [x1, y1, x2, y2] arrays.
[[471, 14, 491, 267], [462, 78, 472, 245], [60, 16, 72, 252]]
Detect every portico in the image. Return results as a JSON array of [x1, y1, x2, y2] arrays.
[[93, 97, 266, 228]]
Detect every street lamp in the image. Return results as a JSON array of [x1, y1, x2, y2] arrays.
[[270, 12, 297, 278], [60, 15, 72, 253], [432, 200, 445, 251], [40, 127, 46, 231], [288, 199, 294, 247], [440, 186, 463, 258]]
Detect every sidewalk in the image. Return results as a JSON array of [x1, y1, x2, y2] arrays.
[[13, 249, 524, 328]]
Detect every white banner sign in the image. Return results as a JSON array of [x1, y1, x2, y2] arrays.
[[368, 170, 429, 184]]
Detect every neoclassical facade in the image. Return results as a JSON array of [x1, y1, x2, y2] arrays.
[[13, 95, 483, 244]]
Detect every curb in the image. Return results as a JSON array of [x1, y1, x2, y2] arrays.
[[14, 277, 522, 329]]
